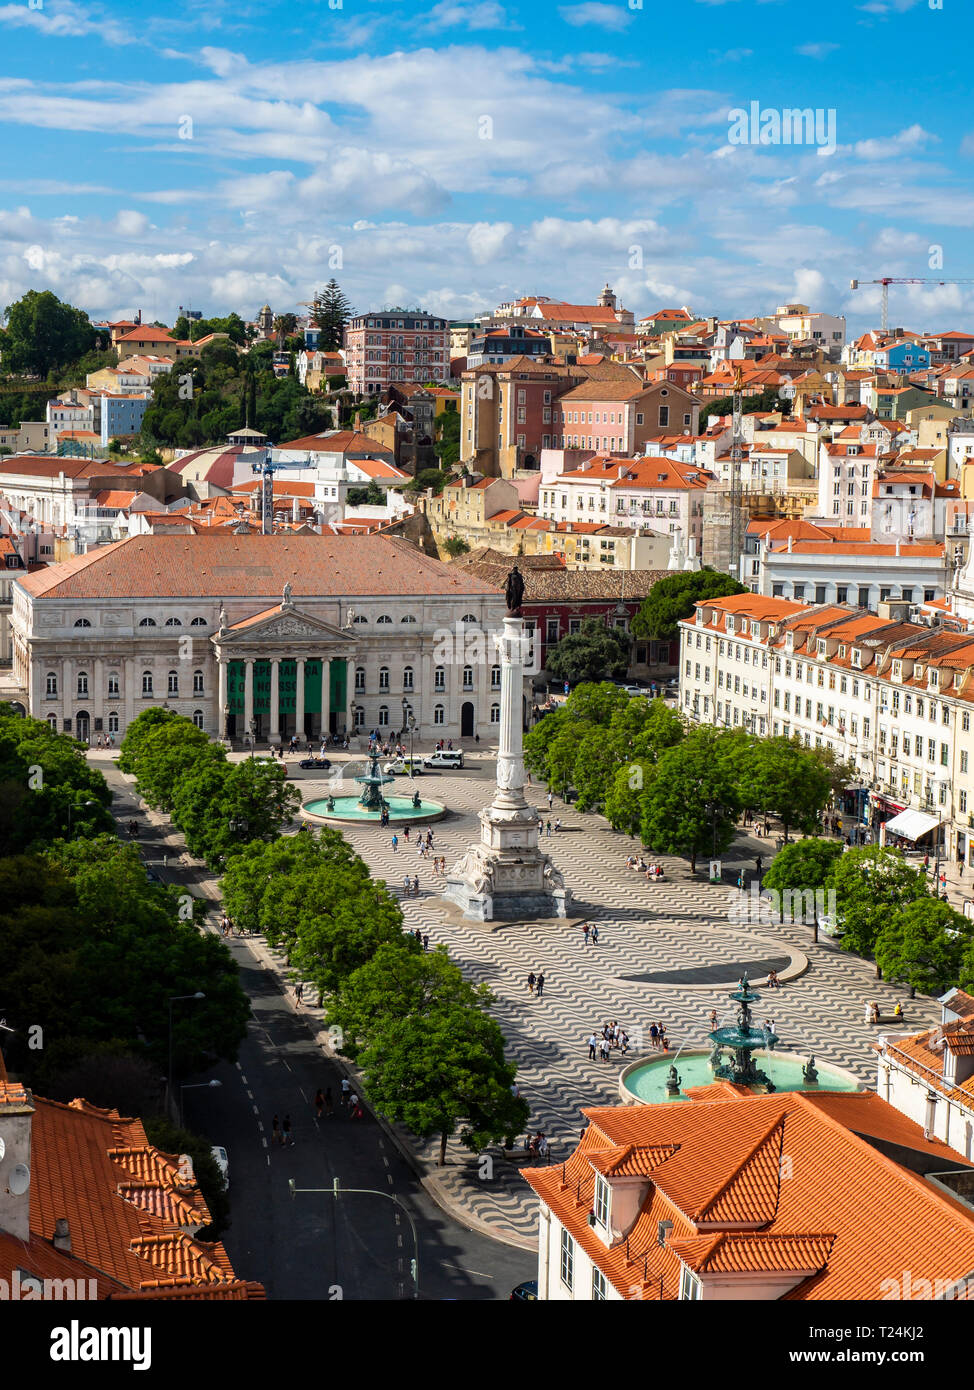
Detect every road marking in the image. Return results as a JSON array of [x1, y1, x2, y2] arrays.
[[382, 1156, 390, 1168], [235, 1062, 243, 1072], [378, 1138, 385, 1150], [261, 1138, 268, 1148], [397, 1257, 403, 1273], [397, 1234, 403, 1248], [257, 1121, 264, 1132], [395, 1212, 401, 1226], [246, 1090, 254, 1101], [387, 1174, 394, 1186], [253, 1104, 259, 1115], [438, 1262, 495, 1279]]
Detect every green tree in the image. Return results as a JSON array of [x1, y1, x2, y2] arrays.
[[310, 280, 353, 352], [408, 467, 452, 494], [631, 569, 746, 643], [129, 718, 214, 812], [346, 481, 385, 507], [826, 846, 929, 960], [2, 290, 97, 376], [524, 707, 569, 783], [118, 706, 182, 774], [444, 536, 470, 558], [604, 758, 656, 836], [547, 617, 630, 686], [272, 312, 298, 347], [762, 838, 844, 923], [747, 736, 832, 842], [875, 898, 973, 995], [0, 711, 112, 852], [640, 728, 740, 871], [359, 1006, 528, 1165], [435, 406, 462, 467], [143, 1117, 230, 1238]]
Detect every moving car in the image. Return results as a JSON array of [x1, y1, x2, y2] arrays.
[[211, 1145, 229, 1190], [422, 750, 464, 769], [384, 759, 425, 776], [298, 756, 332, 770], [510, 1279, 538, 1301]]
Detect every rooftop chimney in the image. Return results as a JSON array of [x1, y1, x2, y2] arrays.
[[53, 1217, 71, 1254], [0, 1081, 34, 1242]]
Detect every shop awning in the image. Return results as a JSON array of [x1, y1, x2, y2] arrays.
[[883, 809, 941, 841]]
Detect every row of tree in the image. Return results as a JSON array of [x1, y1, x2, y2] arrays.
[[764, 839, 974, 995], [118, 709, 300, 866], [220, 832, 527, 1163], [525, 684, 844, 869]]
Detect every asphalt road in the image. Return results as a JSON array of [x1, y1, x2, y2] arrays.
[[107, 762, 535, 1302]]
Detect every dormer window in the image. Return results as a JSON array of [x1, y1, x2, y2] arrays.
[[851, 649, 862, 668], [893, 661, 901, 679], [817, 640, 827, 657], [726, 617, 735, 635], [593, 1174, 609, 1230], [929, 669, 938, 688]]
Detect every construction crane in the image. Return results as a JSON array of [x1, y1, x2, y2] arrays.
[[850, 277, 974, 336], [728, 364, 745, 579]]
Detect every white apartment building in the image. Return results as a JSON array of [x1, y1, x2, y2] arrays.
[[755, 536, 948, 610], [538, 454, 712, 551], [877, 988, 974, 1163], [679, 593, 974, 866]]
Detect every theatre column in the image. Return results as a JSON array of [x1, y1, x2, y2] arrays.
[[218, 656, 228, 740], [322, 657, 331, 736], [295, 658, 305, 740], [243, 658, 254, 742], [269, 658, 281, 745]]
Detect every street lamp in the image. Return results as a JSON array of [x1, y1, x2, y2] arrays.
[[166, 992, 205, 1118], [289, 1176, 420, 1300], [66, 798, 95, 837], [179, 1078, 221, 1128]]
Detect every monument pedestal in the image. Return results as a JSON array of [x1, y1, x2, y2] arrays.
[[443, 615, 570, 922]]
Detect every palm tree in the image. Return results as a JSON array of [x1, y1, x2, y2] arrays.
[[273, 312, 298, 348]]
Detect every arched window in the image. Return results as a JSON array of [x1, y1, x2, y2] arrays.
[[142, 671, 153, 695], [76, 672, 88, 696], [192, 710, 204, 729], [462, 665, 474, 690], [354, 666, 366, 692], [193, 670, 204, 694], [168, 670, 179, 695], [108, 711, 119, 733], [400, 615, 417, 624], [191, 616, 208, 627], [139, 617, 157, 628], [434, 666, 445, 691], [461, 613, 478, 625], [107, 671, 119, 696], [490, 702, 501, 723], [46, 713, 57, 731], [434, 703, 445, 725], [165, 617, 182, 627], [379, 666, 390, 691], [74, 618, 91, 628], [353, 614, 368, 624], [378, 704, 389, 727], [490, 664, 501, 689], [403, 666, 414, 691], [45, 672, 57, 697], [376, 614, 393, 625], [353, 705, 365, 729]]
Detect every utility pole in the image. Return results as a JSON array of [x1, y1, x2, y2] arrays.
[[289, 1177, 420, 1299]]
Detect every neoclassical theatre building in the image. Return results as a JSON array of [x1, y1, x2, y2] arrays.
[[10, 534, 506, 744]]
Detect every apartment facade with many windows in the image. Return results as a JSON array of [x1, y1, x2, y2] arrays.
[[344, 309, 449, 395]]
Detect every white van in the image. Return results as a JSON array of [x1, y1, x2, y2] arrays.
[[423, 750, 465, 769]]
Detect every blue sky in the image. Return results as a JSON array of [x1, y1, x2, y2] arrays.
[[0, 0, 970, 333]]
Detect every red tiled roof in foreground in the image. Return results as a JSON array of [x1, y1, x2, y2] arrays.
[[522, 1091, 974, 1300], [0, 1084, 263, 1300]]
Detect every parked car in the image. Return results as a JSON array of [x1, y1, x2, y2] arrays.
[[384, 759, 425, 776], [617, 684, 646, 698], [422, 750, 465, 769], [298, 756, 332, 770], [211, 1145, 229, 1190], [510, 1279, 538, 1301]]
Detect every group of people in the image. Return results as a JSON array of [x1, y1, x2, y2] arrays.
[[92, 732, 116, 749], [525, 1131, 549, 1162], [581, 922, 601, 946], [587, 1021, 631, 1061], [863, 999, 904, 1024], [219, 914, 240, 937], [271, 1113, 294, 1146], [409, 928, 430, 951], [766, 969, 781, 989], [526, 971, 546, 997], [625, 855, 665, 880], [432, 739, 456, 752], [402, 874, 421, 897], [312, 1085, 362, 1121]]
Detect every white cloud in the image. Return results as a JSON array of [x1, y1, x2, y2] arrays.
[[852, 124, 936, 160], [0, 0, 132, 45], [466, 221, 515, 264], [426, 1, 514, 29], [557, 3, 633, 32], [113, 210, 150, 238], [795, 42, 839, 58]]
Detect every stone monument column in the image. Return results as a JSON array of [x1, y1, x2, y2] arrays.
[[492, 618, 528, 812]]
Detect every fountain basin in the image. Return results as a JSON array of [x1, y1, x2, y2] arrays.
[[619, 1048, 865, 1105], [301, 795, 447, 826]]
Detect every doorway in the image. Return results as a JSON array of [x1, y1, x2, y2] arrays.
[[461, 701, 475, 737], [75, 711, 90, 743]]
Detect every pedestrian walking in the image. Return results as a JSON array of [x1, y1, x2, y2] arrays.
[[403, 826, 410, 842], [403, 874, 411, 894], [620, 1030, 630, 1055], [546, 820, 552, 837], [282, 1114, 294, 1145], [324, 1086, 334, 1116], [650, 1023, 659, 1047], [314, 1089, 324, 1122], [295, 981, 303, 1008], [547, 791, 553, 810], [709, 1009, 718, 1031], [600, 1037, 610, 1062], [412, 875, 420, 896], [588, 1033, 598, 1060], [341, 1078, 351, 1107], [527, 971, 536, 995], [392, 833, 399, 853], [591, 924, 600, 946], [582, 922, 590, 946], [536, 973, 545, 998], [422, 932, 429, 950], [272, 1114, 282, 1145]]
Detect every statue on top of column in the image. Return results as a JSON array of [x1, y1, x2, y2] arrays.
[[282, 581, 293, 607], [218, 602, 228, 632], [505, 564, 525, 615]]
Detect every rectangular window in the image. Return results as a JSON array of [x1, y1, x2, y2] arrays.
[[592, 1268, 607, 1301], [680, 1267, 701, 1300], [560, 1228, 574, 1290], [594, 1174, 609, 1228]]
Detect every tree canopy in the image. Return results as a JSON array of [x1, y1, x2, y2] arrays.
[[631, 569, 746, 643], [2, 290, 98, 376], [310, 280, 353, 352], [546, 617, 631, 686], [825, 846, 930, 958], [875, 897, 974, 995]]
